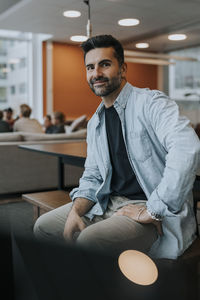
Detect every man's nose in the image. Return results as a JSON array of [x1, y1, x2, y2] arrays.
[[93, 66, 103, 77]]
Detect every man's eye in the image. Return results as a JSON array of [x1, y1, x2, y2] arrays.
[[102, 63, 110, 67], [86, 66, 93, 71]]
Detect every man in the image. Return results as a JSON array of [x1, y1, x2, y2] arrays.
[[3, 107, 15, 131], [13, 104, 43, 133], [45, 111, 65, 134], [43, 114, 54, 133], [34, 35, 200, 259], [0, 110, 10, 132]]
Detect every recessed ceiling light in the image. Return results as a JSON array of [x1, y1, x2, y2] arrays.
[[168, 34, 187, 41], [136, 43, 149, 49], [118, 18, 140, 26], [63, 10, 81, 18], [70, 35, 88, 42]]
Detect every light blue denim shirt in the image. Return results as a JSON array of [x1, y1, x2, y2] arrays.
[[70, 82, 200, 259]]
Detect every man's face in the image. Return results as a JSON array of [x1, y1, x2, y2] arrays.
[[44, 117, 51, 128], [85, 47, 126, 97], [6, 112, 12, 120]]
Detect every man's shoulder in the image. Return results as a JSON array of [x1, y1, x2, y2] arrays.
[[0, 120, 10, 128], [87, 113, 97, 129], [128, 83, 165, 99], [14, 118, 23, 126], [30, 118, 40, 125], [126, 84, 169, 109]]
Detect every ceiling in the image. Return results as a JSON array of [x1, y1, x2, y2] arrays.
[[0, 0, 200, 53]]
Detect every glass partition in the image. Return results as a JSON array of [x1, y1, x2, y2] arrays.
[[169, 46, 200, 101], [0, 31, 31, 117]]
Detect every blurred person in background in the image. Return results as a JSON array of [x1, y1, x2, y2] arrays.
[[13, 104, 43, 133], [3, 107, 15, 131], [0, 110, 10, 132], [46, 111, 65, 134], [43, 114, 54, 133]]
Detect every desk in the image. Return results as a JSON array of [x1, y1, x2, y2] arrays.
[[19, 142, 87, 190], [19, 142, 87, 221]]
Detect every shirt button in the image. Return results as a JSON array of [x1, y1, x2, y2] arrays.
[[95, 209, 98, 213]]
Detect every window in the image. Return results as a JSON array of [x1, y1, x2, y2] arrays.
[[0, 31, 30, 113], [10, 63, 16, 71], [10, 86, 16, 95], [169, 46, 200, 100], [0, 63, 7, 79], [19, 82, 26, 94], [0, 29, 52, 121], [19, 57, 26, 68], [0, 40, 7, 56], [0, 87, 7, 102]]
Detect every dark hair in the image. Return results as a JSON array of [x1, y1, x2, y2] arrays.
[[53, 111, 65, 124], [20, 104, 32, 118], [4, 107, 13, 113], [46, 114, 52, 121], [0, 110, 3, 120], [81, 35, 124, 66]]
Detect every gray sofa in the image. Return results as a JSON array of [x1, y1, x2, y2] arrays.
[[0, 130, 86, 195]]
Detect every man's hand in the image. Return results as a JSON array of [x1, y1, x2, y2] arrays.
[[63, 210, 86, 242], [63, 197, 94, 242], [114, 204, 163, 236]]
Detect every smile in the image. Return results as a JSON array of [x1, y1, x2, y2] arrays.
[[93, 81, 107, 87]]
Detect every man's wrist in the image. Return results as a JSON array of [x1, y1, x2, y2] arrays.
[[71, 197, 94, 216], [146, 208, 162, 221]]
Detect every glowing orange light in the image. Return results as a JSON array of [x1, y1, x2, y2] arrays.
[[118, 250, 158, 285]]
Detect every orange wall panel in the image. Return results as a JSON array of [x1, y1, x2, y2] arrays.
[[42, 42, 47, 116], [53, 43, 100, 120], [126, 62, 157, 90], [47, 42, 158, 119]]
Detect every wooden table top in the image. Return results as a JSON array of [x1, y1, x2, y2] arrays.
[[19, 142, 87, 165]]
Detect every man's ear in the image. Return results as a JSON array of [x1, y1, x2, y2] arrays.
[[120, 62, 127, 79], [121, 62, 127, 76]]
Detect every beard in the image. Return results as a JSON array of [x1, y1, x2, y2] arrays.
[[89, 73, 122, 97]]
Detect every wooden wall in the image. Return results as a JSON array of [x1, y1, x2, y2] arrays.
[[43, 42, 158, 119]]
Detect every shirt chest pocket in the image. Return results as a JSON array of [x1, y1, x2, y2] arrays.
[[129, 130, 152, 162]]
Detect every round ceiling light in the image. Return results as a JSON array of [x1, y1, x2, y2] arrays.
[[136, 43, 149, 49], [118, 18, 140, 26], [168, 34, 187, 41], [118, 250, 158, 285], [70, 35, 88, 42], [63, 10, 81, 18]]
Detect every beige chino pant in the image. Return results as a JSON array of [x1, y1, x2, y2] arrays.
[[34, 196, 158, 256]]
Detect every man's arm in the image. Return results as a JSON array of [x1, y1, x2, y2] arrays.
[[146, 92, 200, 217], [63, 197, 94, 241], [70, 118, 103, 208]]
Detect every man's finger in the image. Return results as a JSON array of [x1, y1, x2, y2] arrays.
[[154, 221, 163, 236], [79, 220, 86, 231]]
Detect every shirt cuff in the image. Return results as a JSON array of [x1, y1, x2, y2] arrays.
[[147, 208, 162, 221]]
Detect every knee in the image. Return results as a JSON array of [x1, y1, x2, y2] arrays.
[[33, 214, 48, 239], [33, 213, 60, 242], [76, 226, 106, 250]]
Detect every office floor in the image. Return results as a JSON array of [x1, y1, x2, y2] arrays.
[[0, 194, 200, 300], [0, 195, 34, 237]]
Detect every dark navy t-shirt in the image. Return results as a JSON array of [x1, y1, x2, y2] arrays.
[[105, 105, 146, 200]]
